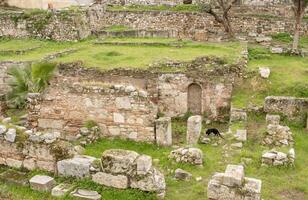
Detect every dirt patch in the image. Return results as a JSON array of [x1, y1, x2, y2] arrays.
[[279, 189, 307, 200]]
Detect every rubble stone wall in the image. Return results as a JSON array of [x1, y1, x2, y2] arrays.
[[0, 5, 307, 41]]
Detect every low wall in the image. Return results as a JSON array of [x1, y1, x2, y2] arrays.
[[264, 96, 308, 124]]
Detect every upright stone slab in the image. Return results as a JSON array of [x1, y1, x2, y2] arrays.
[[155, 117, 172, 146], [29, 175, 55, 192], [186, 115, 202, 145]]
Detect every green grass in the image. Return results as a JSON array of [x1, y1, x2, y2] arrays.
[[232, 44, 308, 108], [104, 25, 132, 32], [0, 38, 242, 70]]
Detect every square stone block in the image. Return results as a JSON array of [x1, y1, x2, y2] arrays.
[[222, 165, 244, 187], [29, 175, 55, 192]]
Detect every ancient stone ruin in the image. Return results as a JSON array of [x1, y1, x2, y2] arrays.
[[262, 124, 294, 146], [207, 165, 262, 200], [169, 147, 203, 166], [262, 148, 295, 167]]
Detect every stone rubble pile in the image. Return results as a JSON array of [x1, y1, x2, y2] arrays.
[[262, 124, 294, 146], [262, 148, 295, 166], [57, 149, 166, 198], [169, 147, 203, 166], [207, 165, 262, 200]]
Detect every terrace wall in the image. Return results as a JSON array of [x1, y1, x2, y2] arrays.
[[0, 5, 307, 41]]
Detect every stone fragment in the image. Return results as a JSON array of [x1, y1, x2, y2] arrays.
[[0, 125, 7, 134], [169, 147, 203, 165], [57, 155, 96, 178], [130, 168, 166, 192], [200, 137, 211, 144], [5, 128, 16, 142], [52, 183, 74, 197], [92, 172, 128, 189], [235, 129, 247, 142], [271, 47, 283, 54], [155, 117, 172, 146], [259, 67, 270, 78], [243, 177, 262, 199], [41, 132, 60, 144], [230, 108, 247, 122], [6, 158, 22, 168], [174, 168, 192, 181], [222, 165, 244, 187], [101, 149, 139, 175], [70, 189, 101, 200], [29, 175, 55, 192], [80, 127, 90, 136], [136, 155, 152, 175], [186, 115, 202, 145], [2, 117, 11, 124], [266, 114, 280, 125], [256, 36, 272, 43], [231, 142, 243, 148]]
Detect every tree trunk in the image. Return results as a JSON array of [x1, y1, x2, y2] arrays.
[[292, 13, 302, 51], [222, 14, 234, 38]]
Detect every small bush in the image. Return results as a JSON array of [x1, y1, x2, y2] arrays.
[[84, 120, 98, 129]]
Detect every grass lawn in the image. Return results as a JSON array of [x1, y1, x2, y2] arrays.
[[0, 38, 242, 70]]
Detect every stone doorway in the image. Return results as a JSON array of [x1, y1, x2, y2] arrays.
[[187, 83, 202, 115]]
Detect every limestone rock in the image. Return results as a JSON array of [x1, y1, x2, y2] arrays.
[[0, 125, 7, 134], [230, 108, 247, 122], [57, 155, 96, 178], [262, 124, 293, 146], [92, 172, 128, 189], [271, 47, 283, 54], [5, 128, 16, 143], [2, 117, 11, 124], [169, 147, 203, 165], [235, 129, 247, 142], [136, 155, 152, 175], [101, 149, 139, 175], [259, 67, 270, 79], [29, 175, 55, 192], [186, 115, 202, 145], [262, 149, 295, 166], [222, 165, 244, 187], [70, 189, 101, 200], [52, 183, 74, 197], [266, 114, 280, 125], [155, 117, 172, 146], [6, 158, 22, 168], [130, 167, 166, 193], [174, 168, 192, 181]]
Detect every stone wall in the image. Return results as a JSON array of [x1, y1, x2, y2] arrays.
[[264, 96, 308, 123], [6, 0, 94, 9], [0, 5, 307, 41]]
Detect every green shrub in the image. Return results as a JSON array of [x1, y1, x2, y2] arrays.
[[6, 62, 56, 108], [84, 120, 98, 129]]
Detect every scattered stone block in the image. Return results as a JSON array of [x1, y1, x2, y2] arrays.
[[186, 115, 202, 145], [230, 108, 247, 122], [29, 175, 55, 192], [266, 114, 280, 125], [0, 125, 7, 134], [92, 172, 128, 189], [262, 149, 295, 166], [101, 149, 139, 175], [207, 165, 262, 200], [174, 168, 192, 181], [271, 47, 283, 54], [57, 155, 96, 178], [52, 183, 74, 197], [70, 189, 101, 200], [155, 117, 172, 146], [259, 67, 270, 78], [0, 170, 29, 186], [5, 128, 16, 143], [169, 147, 203, 166], [136, 155, 152, 175], [235, 129, 247, 142], [200, 137, 211, 144], [262, 124, 293, 146], [6, 158, 22, 168], [222, 165, 244, 187], [231, 142, 243, 148]]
